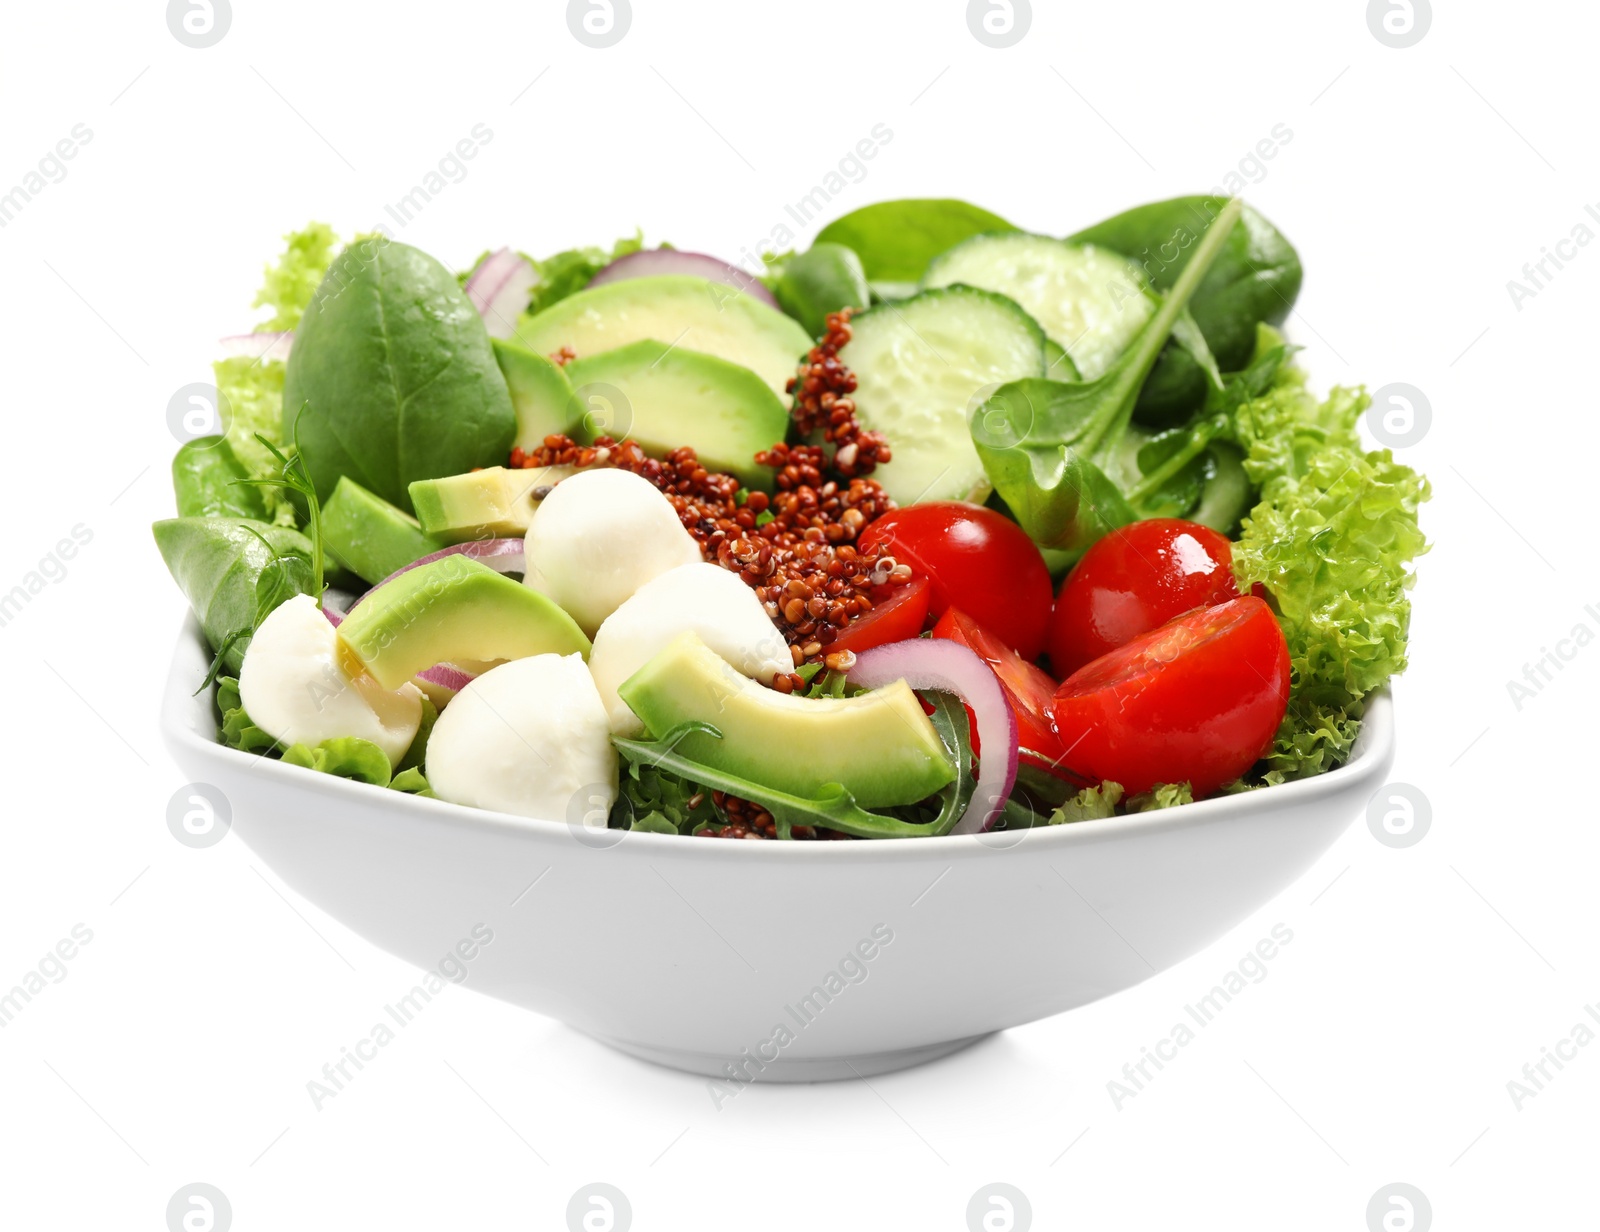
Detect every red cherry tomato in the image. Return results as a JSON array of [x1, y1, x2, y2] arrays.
[[1050, 596, 1290, 798], [932, 608, 1064, 763], [1049, 518, 1240, 678], [860, 503, 1053, 660], [830, 576, 932, 655]]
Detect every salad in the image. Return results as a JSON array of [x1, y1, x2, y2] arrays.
[[155, 195, 1428, 840]]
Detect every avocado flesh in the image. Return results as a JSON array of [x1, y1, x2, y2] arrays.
[[510, 275, 811, 398], [409, 464, 576, 542], [337, 555, 590, 690], [493, 338, 580, 450], [322, 477, 447, 586], [566, 341, 790, 490], [618, 633, 955, 809]]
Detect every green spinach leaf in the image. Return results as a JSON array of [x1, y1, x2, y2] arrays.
[[284, 237, 516, 511], [153, 517, 316, 675], [1069, 196, 1302, 425], [815, 198, 1015, 285]]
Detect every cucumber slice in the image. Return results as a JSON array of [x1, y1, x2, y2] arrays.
[[922, 233, 1153, 381], [1042, 338, 1081, 382], [840, 286, 1047, 506]]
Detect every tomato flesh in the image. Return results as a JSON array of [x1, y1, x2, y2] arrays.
[[860, 502, 1053, 660], [1050, 596, 1290, 797], [932, 607, 1064, 765], [831, 576, 931, 655], [1049, 518, 1240, 678]]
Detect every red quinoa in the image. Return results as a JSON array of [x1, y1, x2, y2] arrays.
[[507, 310, 910, 841]]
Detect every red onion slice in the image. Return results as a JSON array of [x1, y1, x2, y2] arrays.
[[352, 538, 526, 606], [847, 639, 1019, 835], [218, 332, 294, 363], [464, 248, 537, 338], [587, 248, 779, 309]]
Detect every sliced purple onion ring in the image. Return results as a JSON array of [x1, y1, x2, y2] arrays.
[[218, 332, 294, 363], [352, 538, 527, 610], [586, 248, 780, 309], [464, 248, 537, 338], [847, 638, 1019, 836]]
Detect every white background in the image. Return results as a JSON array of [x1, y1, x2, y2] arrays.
[[1, 1, 1594, 1228]]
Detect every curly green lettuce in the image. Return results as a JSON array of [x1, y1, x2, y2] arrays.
[[253, 221, 339, 332], [523, 232, 645, 317], [1230, 342, 1430, 782]]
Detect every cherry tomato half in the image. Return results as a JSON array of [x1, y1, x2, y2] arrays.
[[932, 607, 1063, 764], [831, 576, 932, 655], [1048, 518, 1240, 678], [860, 502, 1053, 660], [1050, 596, 1290, 798]]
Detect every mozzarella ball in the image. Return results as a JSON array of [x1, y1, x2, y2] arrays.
[[589, 562, 792, 734], [425, 653, 618, 821], [239, 594, 423, 768], [523, 468, 702, 635]]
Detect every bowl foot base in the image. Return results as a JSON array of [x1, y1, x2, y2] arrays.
[[589, 1032, 994, 1083]]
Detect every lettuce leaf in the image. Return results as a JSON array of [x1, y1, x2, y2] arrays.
[[1230, 339, 1430, 781], [522, 232, 645, 318], [282, 737, 391, 785], [1048, 781, 1124, 824], [253, 221, 339, 332], [1126, 782, 1195, 812]]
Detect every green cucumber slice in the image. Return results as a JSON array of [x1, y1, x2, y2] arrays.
[[840, 286, 1047, 506], [922, 233, 1153, 380]]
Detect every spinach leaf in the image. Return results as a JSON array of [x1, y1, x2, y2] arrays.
[[815, 198, 1015, 285], [171, 436, 268, 521], [1069, 196, 1303, 425], [284, 237, 516, 512], [153, 517, 316, 675], [774, 243, 870, 338], [972, 200, 1243, 551]]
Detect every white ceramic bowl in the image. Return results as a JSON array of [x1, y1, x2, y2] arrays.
[[161, 620, 1393, 1082]]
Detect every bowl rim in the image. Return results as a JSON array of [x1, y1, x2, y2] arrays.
[[162, 617, 1394, 861]]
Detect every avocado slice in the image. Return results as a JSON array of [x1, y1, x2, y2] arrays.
[[618, 633, 955, 809], [409, 464, 576, 542], [511, 275, 811, 398], [566, 341, 790, 490], [322, 477, 447, 586], [336, 555, 590, 690], [492, 337, 580, 450]]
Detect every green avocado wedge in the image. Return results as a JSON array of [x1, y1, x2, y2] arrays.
[[320, 477, 446, 586], [284, 237, 517, 512], [492, 337, 580, 450], [336, 555, 589, 690], [566, 341, 790, 490], [618, 633, 955, 810], [510, 275, 810, 399]]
